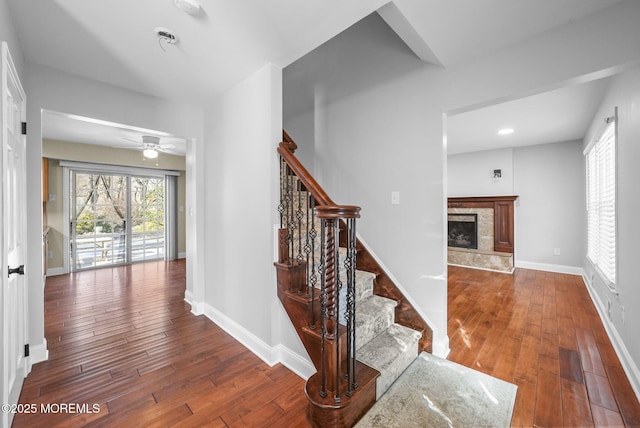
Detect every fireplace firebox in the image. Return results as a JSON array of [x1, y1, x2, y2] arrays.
[[448, 213, 478, 249]]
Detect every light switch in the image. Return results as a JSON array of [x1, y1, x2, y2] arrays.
[[391, 191, 400, 205]]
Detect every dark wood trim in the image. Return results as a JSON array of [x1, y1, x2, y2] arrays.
[[448, 196, 518, 253], [315, 205, 361, 219], [278, 142, 334, 207]]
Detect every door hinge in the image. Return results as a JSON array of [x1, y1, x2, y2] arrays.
[[21, 121, 27, 135], [24, 344, 30, 357], [8, 264, 25, 277]]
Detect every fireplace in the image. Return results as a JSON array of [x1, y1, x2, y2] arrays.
[[448, 213, 478, 249]]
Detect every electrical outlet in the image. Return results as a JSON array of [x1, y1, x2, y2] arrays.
[[553, 248, 561, 256], [391, 191, 400, 205], [47, 251, 53, 259], [606, 297, 612, 321]]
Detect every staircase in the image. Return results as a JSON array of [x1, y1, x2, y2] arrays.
[[275, 132, 432, 427]]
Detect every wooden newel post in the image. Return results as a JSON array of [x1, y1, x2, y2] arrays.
[[315, 205, 360, 402]]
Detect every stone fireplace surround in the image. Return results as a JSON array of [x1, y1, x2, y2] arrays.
[[447, 196, 518, 273]]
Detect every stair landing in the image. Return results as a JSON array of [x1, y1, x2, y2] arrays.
[[355, 352, 517, 427]]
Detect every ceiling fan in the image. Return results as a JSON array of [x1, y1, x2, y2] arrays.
[[121, 135, 176, 159]]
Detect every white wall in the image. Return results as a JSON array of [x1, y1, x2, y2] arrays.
[[448, 148, 514, 197], [448, 141, 585, 273], [0, 0, 23, 76], [513, 141, 585, 272], [583, 67, 640, 397], [23, 63, 203, 362], [200, 63, 312, 374]]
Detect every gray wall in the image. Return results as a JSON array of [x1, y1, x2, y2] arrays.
[[513, 141, 585, 271], [0, 0, 23, 76], [448, 148, 514, 197], [583, 67, 640, 395]]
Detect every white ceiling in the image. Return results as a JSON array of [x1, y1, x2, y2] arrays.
[[42, 111, 187, 156], [447, 77, 613, 155], [5, 0, 628, 154]]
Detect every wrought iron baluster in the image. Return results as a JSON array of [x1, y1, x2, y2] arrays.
[[332, 218, 341, 404], [309, 195, 317, 329], [345, 218, 358, 395], [278, 157, 285, 230], [319, 220, 327, 398], [295, 182, 305, 294], [286, 169, 295, 291]]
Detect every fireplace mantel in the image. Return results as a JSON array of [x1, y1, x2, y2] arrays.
[[448, 196, 518, 253]]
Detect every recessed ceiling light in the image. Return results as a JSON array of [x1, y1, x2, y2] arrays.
[[498, 128, 514, 135]]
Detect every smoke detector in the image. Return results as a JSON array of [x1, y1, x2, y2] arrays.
[[174, 0, 202, 16], [154, 27, 178, 45]]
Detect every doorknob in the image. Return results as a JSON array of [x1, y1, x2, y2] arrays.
[[8, 265, 25, 277]]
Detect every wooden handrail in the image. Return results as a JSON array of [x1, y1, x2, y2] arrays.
[[278, 142, 335, 208], [315, 205, 361, 219]]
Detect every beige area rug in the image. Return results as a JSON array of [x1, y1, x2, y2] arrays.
[[356, 352, 517, 428]]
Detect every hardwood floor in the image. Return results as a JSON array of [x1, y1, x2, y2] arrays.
[[14, 261, 640, 427], [448, 265, 640, 427], [14, 260, 309, 427]]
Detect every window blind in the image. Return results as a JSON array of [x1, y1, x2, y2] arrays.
[[586, 118, 616, 286]]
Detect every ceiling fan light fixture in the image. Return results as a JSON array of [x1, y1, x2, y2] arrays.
[[143, 148, 159, 159], [142, 135, 161, 145]]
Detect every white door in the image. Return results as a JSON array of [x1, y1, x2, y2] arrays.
[[1, 41, 28, 428]]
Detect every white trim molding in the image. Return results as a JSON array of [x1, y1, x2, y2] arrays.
[[184, 290, 204, 316], [583, 273, 640, 403], [515, 260, 584, 276], [29, 339, 49, 365]]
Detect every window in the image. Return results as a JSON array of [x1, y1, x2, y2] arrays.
[[585, 113, 616, 287]]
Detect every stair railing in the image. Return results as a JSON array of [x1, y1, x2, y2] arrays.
[[277, 131, 360, 401]]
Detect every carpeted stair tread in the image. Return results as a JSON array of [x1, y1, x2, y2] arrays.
[[354, 295, 397, 351], [337, 269, 375, 303], [356, 323, 421, 400]]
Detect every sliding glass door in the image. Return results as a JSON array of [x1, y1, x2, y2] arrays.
[[70, 171, 167, 271], [130, 176, 165, 262]]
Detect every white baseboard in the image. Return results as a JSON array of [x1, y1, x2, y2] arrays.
[[29, 339, 49, 365], [198, 301, 314, 379], [178, 252, 186, 259], [272, 344, 316, 380], [582, 274, 640, 403], [184, 290, 204, 315], [46, 267, 66, 276], [515, 260, 584, 276]]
